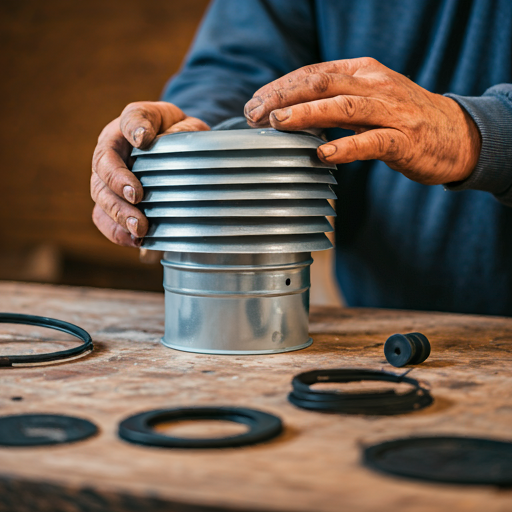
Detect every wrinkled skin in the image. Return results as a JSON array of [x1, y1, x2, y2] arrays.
[[92, 58, 481, 246], [91, 101, 209, 247], [244, 57, 481, 186]]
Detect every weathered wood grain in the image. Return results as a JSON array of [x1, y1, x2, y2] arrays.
[[0, 281, 511, 512]]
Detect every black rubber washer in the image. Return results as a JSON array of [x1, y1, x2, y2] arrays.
[[118, 407, 283, 449], [289, 369, 432, 415], [0, 313, 93, 367], [0, 414, 98, 447], [384, 332, 431, 367], [363, 436, 512, 486]]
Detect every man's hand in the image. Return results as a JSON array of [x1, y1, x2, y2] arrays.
[[244, 58, 481, 185], [91, 101, 209, 247]]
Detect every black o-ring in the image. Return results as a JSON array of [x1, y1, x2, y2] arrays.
[[0, 313, 93, 367], [289, 369, 432, 415], [118, 407, 283, 449]]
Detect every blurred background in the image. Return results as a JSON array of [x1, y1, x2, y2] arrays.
[[0, 0, 342, 305]]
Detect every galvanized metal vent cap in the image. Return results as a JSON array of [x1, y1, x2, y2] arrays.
[[131, 120, 338, 355], [132, 124, 337, 253]]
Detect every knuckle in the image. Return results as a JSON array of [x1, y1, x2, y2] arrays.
[[90, 173, 106, 201], [334, 96, 357, 118], [308, 73, 332, 94], [300, 103, 312, 118], [301, 65, 317, 76], [92, 145, 108, 175], [348, 137, 360, 153], [359, 56, 379, 68], [122, 101, 148, 117], [108, 200, 123, 224], [373, 132, 387, 154], [103, 164, 126, 191], [272, 87, 286, 102], [318, 101, 330, 114]]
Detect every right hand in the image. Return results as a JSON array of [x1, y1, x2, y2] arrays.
[[91, 101, 210, 247]]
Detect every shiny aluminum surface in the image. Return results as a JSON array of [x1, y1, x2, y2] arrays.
[[132, 128, 330, 155], [134, 168, 336, 187], [145, 217, 333, 238], [132, 150, 331, 172], [133, 126, 338, 354], [141, 233, 333, 253], [141, 183, 336, 203], [162, 252, 312, 354], [141, 199, 336, 218]]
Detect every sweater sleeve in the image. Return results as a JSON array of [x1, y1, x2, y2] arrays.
[[444, 84, 512, 206], [161, 0, 319, 127]]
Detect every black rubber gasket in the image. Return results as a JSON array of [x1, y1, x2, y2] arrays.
[[288, 369, 432, 415], [0, 313, 93, 367], [118, 407, 283, 449], [363, 436, 512, 486], [0, 413, 98, 446]]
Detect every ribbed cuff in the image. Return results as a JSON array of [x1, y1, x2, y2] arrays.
[[444, 85, 512, 204]]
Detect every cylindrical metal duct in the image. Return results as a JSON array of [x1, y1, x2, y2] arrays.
[[132, 120, 337, 354]]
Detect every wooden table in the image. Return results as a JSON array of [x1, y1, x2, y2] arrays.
[[1, 281, 512, 512]]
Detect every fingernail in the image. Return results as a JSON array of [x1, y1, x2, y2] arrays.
[[319, 144, 337, 158], [131, 234, 142, 247], [127, 217, 139, 237], [123, 185, 136, 203], [244, 97, 263, 122], [133, 126, 146, 146], [271, 108, 291, 123]]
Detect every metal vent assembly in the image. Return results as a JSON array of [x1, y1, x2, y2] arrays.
[[132, 119, 337, 354]]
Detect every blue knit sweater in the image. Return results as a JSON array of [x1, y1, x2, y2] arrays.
[[163, 0, 512, 315]]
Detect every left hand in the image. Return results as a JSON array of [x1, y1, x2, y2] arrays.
[[244, 57, 481, 185]]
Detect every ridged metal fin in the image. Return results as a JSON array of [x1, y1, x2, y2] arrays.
[[132, 149, 332, 172], [140, 199, 337, 218], [141, 233, 333, 253], [134, 168, 337, 186], [145, 217, 333, 238], [141, 184, 336, 203], [131, 128, 333, 156]]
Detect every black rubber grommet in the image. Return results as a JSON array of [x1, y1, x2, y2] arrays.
[[0, 414, 98, 446], [288, 369, 432, 415], [118, 407, 283, 449], [363, 436, 512, 486], [0, 313, 93, 367], [384, 332, 431, 367]]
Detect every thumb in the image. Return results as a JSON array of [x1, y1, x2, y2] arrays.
[[119, 101, 187, 148]]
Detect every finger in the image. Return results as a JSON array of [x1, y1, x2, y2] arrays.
[[90, 172, 148, 237], [317, 128, 408, 165], [120, 101, 188, 148], [92, 118, 144, 204], [161, 116, 210, 135], [92, 204, 141, 248], [268, 95, 392, 131], [245, 58, 380, 126]]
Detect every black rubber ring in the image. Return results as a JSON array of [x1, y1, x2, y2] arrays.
[[118, 407, 283, 449], [289, 369, 432, 415], [0, 313, 93, 367], [0, 413, 98, 446]]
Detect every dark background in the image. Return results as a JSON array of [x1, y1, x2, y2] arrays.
[[0, 0, 342, 304], [0, 0, 210, 291]]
